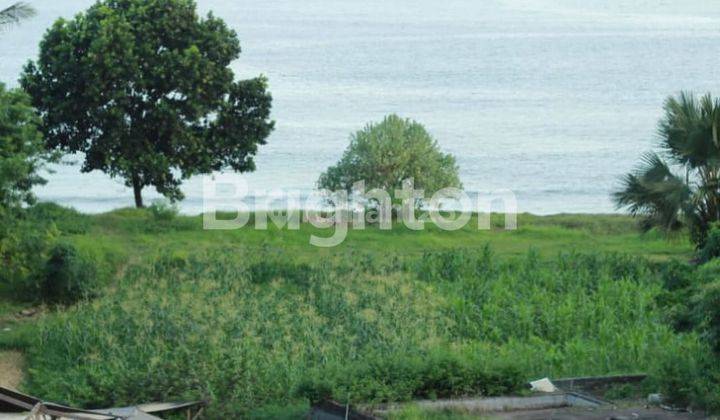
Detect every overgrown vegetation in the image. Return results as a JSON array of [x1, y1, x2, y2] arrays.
[[14, 231, 712, 417], [0, 84, 61, 302], [2, 207, 719, 417], [1, 1, 717, 416]]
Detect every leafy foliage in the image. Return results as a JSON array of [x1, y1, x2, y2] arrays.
[[0, 85, 60, 300], [694, 280, 720, 354], [0, 215, 57, 300], [21, 0, 274, 207], [698, 223, 720, 263], [41, 242, 100, 304], [650, 340, 720, 412], [614, 92, 720, 247], [318, 115, 461, 208], [0, 84, 52, 211], [651, 259, 720, 410]]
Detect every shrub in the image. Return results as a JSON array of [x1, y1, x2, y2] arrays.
[[693, 281, 720, 354], [0, 215, 57, 300], [698, 223, 720, 263], [0, 83, 58, 300], [654, 259, 694, 291], [653, 260, 697, 332], [650, 339, 720, 411], [41, 242, 99, 304], [297, 350, 523, 405], [0, 84, 54, 210], [293, 379, 333, 405], [655, 260, 720, 347], [148, 199, 179, 222]]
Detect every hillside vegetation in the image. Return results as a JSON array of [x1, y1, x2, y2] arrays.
[[2, 206, 717, 417]]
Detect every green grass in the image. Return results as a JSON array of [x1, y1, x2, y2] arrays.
[[387, 405, 494, 419], [6, 206, 711, 417], [59, 209, 692, 267]]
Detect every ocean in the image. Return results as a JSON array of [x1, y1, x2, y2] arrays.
[[1, 0, 719, 214]]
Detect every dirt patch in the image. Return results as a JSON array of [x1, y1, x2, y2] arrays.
[[0, 351, 24, 389]]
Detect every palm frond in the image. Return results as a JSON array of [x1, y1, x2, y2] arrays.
[[613, 152, 691, 232], [0, 2, 36, 27], [658, 91, 720, 169]]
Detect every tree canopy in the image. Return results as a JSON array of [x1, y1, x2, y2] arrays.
[[614, 92, 720, 246], [21, 0, 274, 207], [318, 114, 461, 207]]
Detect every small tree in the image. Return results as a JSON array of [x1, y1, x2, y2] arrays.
[[0, 83, 52, 212], [0, 84, 57, 297], [318, 114, 461, 209], [614, 92, 720, 247], [21, 0, 274, 207]]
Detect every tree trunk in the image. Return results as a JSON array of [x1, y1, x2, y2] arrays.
[[132, 174, 144, 208]]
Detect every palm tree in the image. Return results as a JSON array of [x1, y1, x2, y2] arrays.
[[614, 92, 720, 247], [0, 2, 35, 29]]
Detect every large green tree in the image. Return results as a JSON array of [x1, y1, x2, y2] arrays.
[[21, 0, 273, 207], [319, 114, 461, 208], [614, 92, 720, 246]]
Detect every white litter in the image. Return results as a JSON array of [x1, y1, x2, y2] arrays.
[[529, 377, 558, 393]]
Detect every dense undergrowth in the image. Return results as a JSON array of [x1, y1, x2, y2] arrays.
[[2, 205, 718, 417], [19, 244, 717, 417]]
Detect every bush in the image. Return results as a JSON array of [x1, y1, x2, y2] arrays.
[[41, 242, 100, 304], [0, 214, 57, 300], [653, 260, 698, 332], [294, 379, 333, 405], [698, 223, 720, 263], [296, 350, 522, 405], [694, 258, 720, 283], [655, 260, 720, 348], [650, 339, 720, 411], [692, 281, 720, 354], [148, 199, 179, 222], [0, 84, 54, 210], [654, 259, 694, 291]]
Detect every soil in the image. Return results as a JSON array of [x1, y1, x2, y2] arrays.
[[0, 351, 24, 389]]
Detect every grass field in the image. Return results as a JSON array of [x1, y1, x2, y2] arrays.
[[65, 208, 693, 264], [0, 206, 711, 418]]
